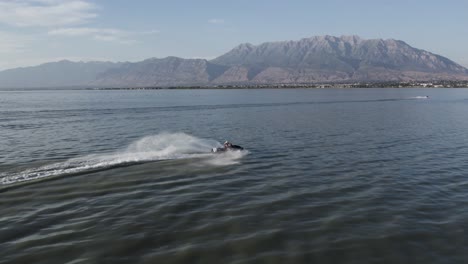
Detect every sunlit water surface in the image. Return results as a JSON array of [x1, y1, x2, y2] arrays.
[[1, 88, 468, 264]]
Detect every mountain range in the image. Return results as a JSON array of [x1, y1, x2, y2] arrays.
[[1, 35, 467, 88]]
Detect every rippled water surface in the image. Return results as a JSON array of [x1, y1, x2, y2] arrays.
[[2, 88, 468, 264]]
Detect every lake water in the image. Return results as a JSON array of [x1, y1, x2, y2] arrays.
[[1, 88, 468, 263]]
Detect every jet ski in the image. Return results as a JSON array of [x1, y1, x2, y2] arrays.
[[212, 141, 244, 153]]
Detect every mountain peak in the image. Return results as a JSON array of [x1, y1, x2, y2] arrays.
[[233, 43, 255, 51], [339, 35, 363, 43], [212, 34, 468, 79]]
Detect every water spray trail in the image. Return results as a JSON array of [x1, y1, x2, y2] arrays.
[[0, 133, 247, 186]]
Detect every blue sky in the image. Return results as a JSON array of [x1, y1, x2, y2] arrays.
[[1, 0, 467, 70]]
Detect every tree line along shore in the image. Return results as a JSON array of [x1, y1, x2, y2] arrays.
[[91, 80, 468, 90]]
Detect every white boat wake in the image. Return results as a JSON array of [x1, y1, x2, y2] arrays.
[[0, 133, 248, 186]]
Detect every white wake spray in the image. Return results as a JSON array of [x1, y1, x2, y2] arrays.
[[0, 133, 248, 186], [408, 96, 429, 99]]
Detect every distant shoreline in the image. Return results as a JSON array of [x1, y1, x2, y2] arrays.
[[84, 80, 468, 90], [1, 80, 468, 91]]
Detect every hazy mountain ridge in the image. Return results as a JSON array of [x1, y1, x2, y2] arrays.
[[1, 35, 467, 88], [92, 57, 229, 87], [0, 60, 121, 88]]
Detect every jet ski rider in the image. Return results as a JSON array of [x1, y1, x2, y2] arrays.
[[223, 141, 243, 150], [224, 141, 233, 148]]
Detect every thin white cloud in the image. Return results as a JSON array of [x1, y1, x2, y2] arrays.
[[48, 27, 121, 37], [139, 30, 160, 35], [0, 31, 31, 53], [208, 18, 224, 24], [48, 27, 159, 44], [0, 0, 97, 27], [0, 56, 116, 71]]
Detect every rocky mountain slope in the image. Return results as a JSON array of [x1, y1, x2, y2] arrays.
[[210, 35, 468, 83], [92, 57, 228, 87]]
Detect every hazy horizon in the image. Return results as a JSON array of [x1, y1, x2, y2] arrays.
[[1, 0, 467, 70]]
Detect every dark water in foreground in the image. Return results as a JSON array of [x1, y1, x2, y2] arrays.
[[1, 88, 468, 263]]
